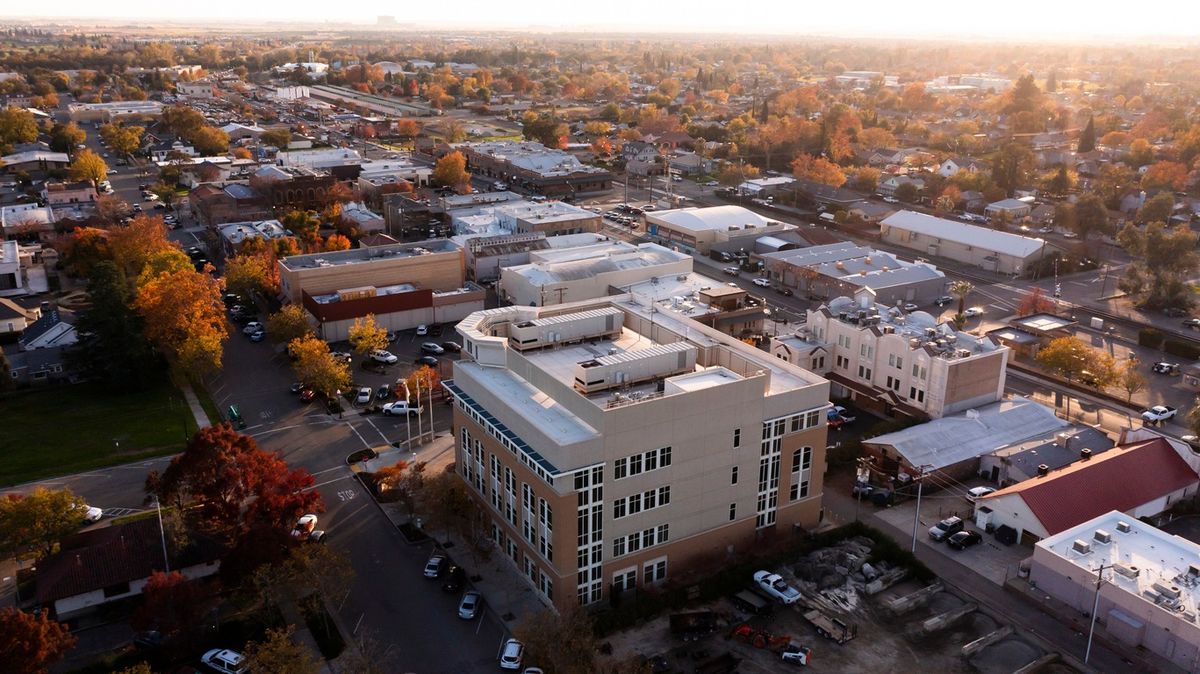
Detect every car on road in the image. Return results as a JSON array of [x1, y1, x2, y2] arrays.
[[752, 277, 771, 287], [291, 514, 325, 542], [290, 382, 306, 394], [441, 341, 462, 353], [963, 307, 984, 318], [1164, 307, 1189, 318], [723, 266, 740, 276], [946, 530, 983, 550], [1142, 405, 1178, 424], [330, 351, 352, 364], [355, 387, 372, 405], [704, 180, 720, 186], [415, 355, 439, 367], [1183, 318, 1200, 330], [442, 565, 466, 592], [299, 388, 316, 403], [421, 342, 445, 355], [416, 324, 428, 336], [776, 287, 794, 296], [903, 302, 919, 312], [385, 331, 396, 343], [382, 401, 422, 417], [1062, 231, 1078, 239], [78, 504, 103, 522], [1152, 362, 1180, 375], [934, 295, 953, 307], [424, 554, 447, 579], [882, 196, 899, 204], [458, 590, 483, 619], [106, 168, 118, 175], [242, 322, 263, 335], [753, 570, 802, 605], [200, 648, 247, 674], [1038, 226, 1054, 234], [369, 349, 398, 364], [966, 486, 995, 503], [498, 638, 524, 670], [929, 516, 965, 542], [827, 405, 856, 424], [248, 329, 265, 342]]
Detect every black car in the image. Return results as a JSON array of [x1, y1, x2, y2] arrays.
[[1165, 307, 1189, 318], [223, 293, 241, 307], [132, 630, 164, 651], [415, 355, 439, 367], [776, 287, 794, 297], [946, 530, 983, 550], [429, 323, 444, 337], [376, 385, 393, 401], [442, 565, 466, 592], [441, 341, 462, 353]]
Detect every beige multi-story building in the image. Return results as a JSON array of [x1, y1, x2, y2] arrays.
[[771, 288, 1008, 419], [446, 298, 830, 611], [277, 239, 464, 304]]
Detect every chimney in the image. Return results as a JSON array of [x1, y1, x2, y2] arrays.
[[1080, 448, 1092, 461], [1037, 463, 1050, 477]]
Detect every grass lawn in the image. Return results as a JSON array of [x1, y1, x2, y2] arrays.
[[0, 374, 193, 486]]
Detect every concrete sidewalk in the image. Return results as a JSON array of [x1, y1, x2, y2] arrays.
[[179, 381, 211, 429], [350, 433, 549, 629]]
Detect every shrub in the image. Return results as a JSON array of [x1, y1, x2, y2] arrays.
[[1165, 339, 1200, 360], [1138, 327, 1164, 349]]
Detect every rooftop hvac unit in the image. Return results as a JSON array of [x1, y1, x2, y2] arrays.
[[1190, 565, 1200, 577], [882, 326, 895, 335], [1071, 539, 1092, 555], [909, 338, 921, 348], [1116, 521, 1132, 533], [1093, 530, 1112, 545], [1153, 582, 1182, 600], [1114, 563, 1140, 579], [925, 327, 938, 338], [956, 349, 972, 358], [1036, 463, 1050, 477]]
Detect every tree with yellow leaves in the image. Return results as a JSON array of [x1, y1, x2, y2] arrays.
[[68, 148, 108, 185], [432, 151, 471, 191], [289, 335, 350, 398], [348, 314, 388, 356], [134, 267, 228, 377]]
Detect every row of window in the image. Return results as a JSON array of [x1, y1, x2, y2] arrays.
[[463, 429, 554, 563], [613, 486, 670, 519], [612, 523, 669, 558], [613, 446, 672, 480], [612, 558, 668, 593], [494, 524, 554, 603]]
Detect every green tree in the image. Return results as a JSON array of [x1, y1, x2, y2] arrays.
[[1077, 115, 1095, 153], [0, 488, 89, 561], [1073, 193, 1111, 242], [68, 148, 108, 184], [69, 261, 160, 390], [348, 314, 387, 356], [0, 607, 76, 674], [894, 182, 919, 203], [991, 142, 1033, 197], [949, 280, 974, 316], [266, 305, 313, 345], [244, 626, 320, 674], [1117, 221, 1199, 309], [1187, 398, 1200, 438], [48, 122, 86, 154], [0, 350, 11, 392], [191, 126, 230, 156], [151, 182, 179, 209]]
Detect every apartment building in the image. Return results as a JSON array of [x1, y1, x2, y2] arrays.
[[446, 298, 830, 610], [770, 288, 1008, 419]]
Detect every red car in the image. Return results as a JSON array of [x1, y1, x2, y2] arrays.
[[299, 388, 316, 402]]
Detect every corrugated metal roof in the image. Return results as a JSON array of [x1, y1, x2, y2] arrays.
[[881, 210, 1045, 258]]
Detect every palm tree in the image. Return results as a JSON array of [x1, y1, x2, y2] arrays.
[[949, 280, 975, 316]]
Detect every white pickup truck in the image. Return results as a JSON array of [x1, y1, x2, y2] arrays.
[[1142, 405, 1178, 424]]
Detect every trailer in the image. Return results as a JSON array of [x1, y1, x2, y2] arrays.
[[670, 611, 717, 641], [804, 609, 857, 644], [731, 589, 772, 615]]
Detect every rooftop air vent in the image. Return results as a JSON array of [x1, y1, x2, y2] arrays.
[[1153, 583, 1182, 600], [1093, 530, 1112, 545], [1114, 563, 1140, 579], [1071, 539, 1092, 555], [1116, 521, 1132, 533]]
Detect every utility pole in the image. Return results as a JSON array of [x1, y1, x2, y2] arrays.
[[153, 494, 170, 572], [910, 465, 932, 553], [1085, 564, 1113, 665]]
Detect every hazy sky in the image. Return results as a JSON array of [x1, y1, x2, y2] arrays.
[[5, 0, 1199, 40]]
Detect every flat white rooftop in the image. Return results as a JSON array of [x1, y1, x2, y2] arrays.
[[1038, 510, 1200, 618]]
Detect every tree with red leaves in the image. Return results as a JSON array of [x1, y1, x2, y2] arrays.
[[0, 607, 76, 674], [132, 571, 212, 650], [1016, 287, 1056, 316]]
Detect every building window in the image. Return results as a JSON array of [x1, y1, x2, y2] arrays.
[[613, 568, 636, 593], [643, 559, 667, 585], [789, 446, 813, 502], [731, 466, 739, 485], [613, 458, 627, 480], [733, 428, 741, 448], [729, 503, 737, 520]]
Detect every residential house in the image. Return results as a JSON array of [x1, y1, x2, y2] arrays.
[[621, 141, 660, 164], [217, 219, 289, 257], [18, 307, 77, 351], [0, 204, 56, 241], [878, 175, 925, 198], [42, 181, 98, 207], [340, 202, 386, 234], [984, 198, 1034, 222], [938, 157, 990, 178], [975, 437, 1200, 546], [0, 150, 70, 174], [0, 296, 38, 335], [738, 176, 796, 197], [792, 178, 863, 211], [668, 152, 713, 176], [149, 139, 198, 162]]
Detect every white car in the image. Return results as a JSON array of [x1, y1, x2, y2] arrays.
[[330, 351, 352, 363], [416, 324, 429, 336], [704, 180, 720, 186], [370, 349, 398, 364], [882, 196, 899, 204], [752, 570, 802, 605], [421, 342, 445, 355], [966, 486, 995, 503], [1062, 231, 1078, 239], [242, 322, 263, 335], [963, 307, 984, 318], [78, 504, 103, 522], [903, 302, 919, 312], [290, 514, 325, 542], [200, 648, 247, 674], [355, 387, 373, 405], [752, 277, 771, 287], [498, 638, 524, 670], [382, 401, 422, 417]]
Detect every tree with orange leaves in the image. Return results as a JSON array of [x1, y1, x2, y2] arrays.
[[432, 151, 471, 191], [109, 215, 176, 278], [791, 153, 846, 187], [134, 265, 227, 377], [1016, 287, 1056, 316], [323, 234, 351, 252]]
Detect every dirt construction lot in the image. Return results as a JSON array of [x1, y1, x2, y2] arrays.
[[600, 537, 1081, 673]]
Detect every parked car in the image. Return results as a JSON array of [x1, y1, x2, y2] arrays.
[[903, 302, 919, 312], [299, 388, 316, 403], [415, 355, 439, 367], [963, 307, 984, 318], [385, 331, 397, 343], [776, 287, 794, 296], [441, 341, 462, 353], [752, 570, 802, 605], [249, 329, 265, 342], [704, 180, 720, 186], [330, 351, 352, 364], [78, 504, 103, 522], [934, 295, 953, 307], [382, 401, 422, 417], [376, 385, 393, 401], [946, 530, 983, 550], [291, 514, 325, 542], [442, 565, 466, 592], [458, 590, 482, 619], [752, 277, 771, 287], [416, 324, 429, 336], [498, 638, 524, 670], [355, 387, 373, 405], [370, 349, 398, 364], [1183, 318, 1200, 330], [929, 516, 965, 542], [421, 342, 445, 355], [290, 382, 305, 394], [200, 648, 247, 674], [966, 486, 995, 503], [723, 266, 740, 276], [1164, 307, 1188, 318], [423, 554, 447, 578], [242, 322, 263, 335], [1152, 362, 1180, 375]]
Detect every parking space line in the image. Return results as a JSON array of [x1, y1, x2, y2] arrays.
[[345, 421, 371, 449], [249, 423, 303, 438], [363, 416, 390, 445], [310, 474, 355, 489]]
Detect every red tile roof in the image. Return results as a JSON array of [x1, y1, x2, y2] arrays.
[[981, 437, 1198, 536]]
